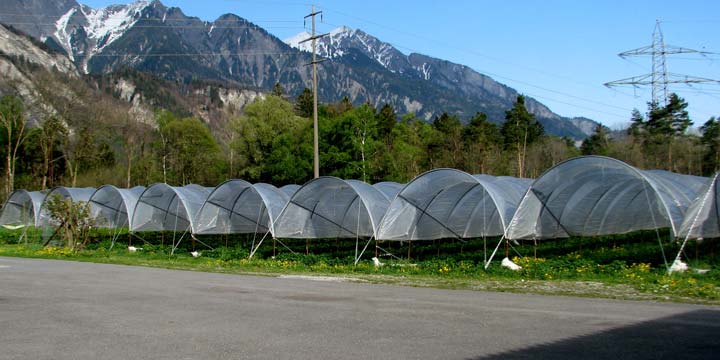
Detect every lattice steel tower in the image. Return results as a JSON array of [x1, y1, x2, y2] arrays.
[[605, 20, 718, 106]]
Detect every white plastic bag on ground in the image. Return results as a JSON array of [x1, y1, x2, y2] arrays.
[[372, 257, 383, 267], [669, 258, 688, 273], [501, 257, 522, 271]]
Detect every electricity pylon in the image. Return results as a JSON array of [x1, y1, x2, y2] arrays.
[[605, 20, 718, 106]]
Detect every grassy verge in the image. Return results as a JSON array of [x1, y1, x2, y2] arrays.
[[1, 238, 719, 305]]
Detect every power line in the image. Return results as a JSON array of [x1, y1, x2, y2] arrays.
[[314, 7, 720, 122], [315, 20, 632, 118], [313, 15, 645, 120], [315, 4, 628, 94], [605, 20, 720, 105], [526, 94, 629, 120], [316, 21, 628, 116]]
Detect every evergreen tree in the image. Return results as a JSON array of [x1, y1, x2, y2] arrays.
[[500, 95, 544, 177], [327, 96, 353, 117], [628, 108, 645, 137], [431, 112, 463, 168], [294, 88, 313, 118], [701, 116, 720, 175], [462, 112, 500, 173], [463, 112, 499, 144], [273, 82, 285, 97], [580, 123, 611, 156], [376, 103, 397, 140], [627, 93, 692, 169]]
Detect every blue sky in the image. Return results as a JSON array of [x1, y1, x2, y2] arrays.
[[80, 0, 720, 128]]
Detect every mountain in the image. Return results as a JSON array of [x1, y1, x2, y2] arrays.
[[285, 26, 598, 138], [0, 0, 597, 139], [0, 22, 260, 131]]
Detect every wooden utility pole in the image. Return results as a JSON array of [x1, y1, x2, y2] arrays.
[[300, 5, 328, 178]]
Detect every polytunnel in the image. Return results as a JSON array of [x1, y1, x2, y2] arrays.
[[280, 184, 301, 197], [505, 156, 707, 241], [37, 187, 96, 228], [0, 190, 46, 227], [273, 177, 390, 240], [130, 184, 211, 233], [373, 181, 404, 201], [194, 180, 290, 236], [88, 185, 146, 228], [678, 172, 719, 240], [376, 169, 532, 241]]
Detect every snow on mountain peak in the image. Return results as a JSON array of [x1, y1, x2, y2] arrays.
[[329, 25, 352, 36], [52, 1, 152, 73], [284, 25, 408, 72], [284, 31, 311, 49], [54, 7, 77, 61], [85, 1, 148, 50]]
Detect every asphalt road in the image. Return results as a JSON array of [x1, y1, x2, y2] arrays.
[[0, 256, 718, 360]]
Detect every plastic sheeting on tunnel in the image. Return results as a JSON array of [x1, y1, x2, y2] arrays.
[[130, 184, 211, 233], [678, 172, 720, 240], [88, 185, 146, 229], [37, 187, 96, 228], [376, 169, 532, 241], [273, 177, 390, 239], [373, 181, 404, 201], [194, 180, 290, 236], [280, 184, 301, 198], [505, 156, 707, 240], [0, 190, 46, 227]]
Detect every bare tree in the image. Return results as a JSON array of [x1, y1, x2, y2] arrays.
[[0, 95, 30, 198]]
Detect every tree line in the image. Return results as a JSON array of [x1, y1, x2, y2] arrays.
[[0, 86, 718, 202]]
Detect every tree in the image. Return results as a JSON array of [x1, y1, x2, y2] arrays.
[[348, 104, 378, 182], [376, 103, 397, 141], [294, 88, 313, 118], [61, 126, 113, 187], [154, 110, 176, 183], [272, 82, 285, 97], [232, 95, 308, 182], [580, 123, 611, 156], [701, 117, 720, 175], [431, 112, 463, 168], [628, 108, 645, 138], [163, 117, 221, 185], [462, 112, 500, 173], [118, 114, 152, 188], [0, 95, 29, 198], [320, 104, 380, 180], [43, 194, 95, 252], [500, 95, 544, 178], [327, 96, 353, 117], [626, 93, 692, 170], [381, 113, 434, 182], [37, 116, 67, 189], [666, 93, 692, 136]]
